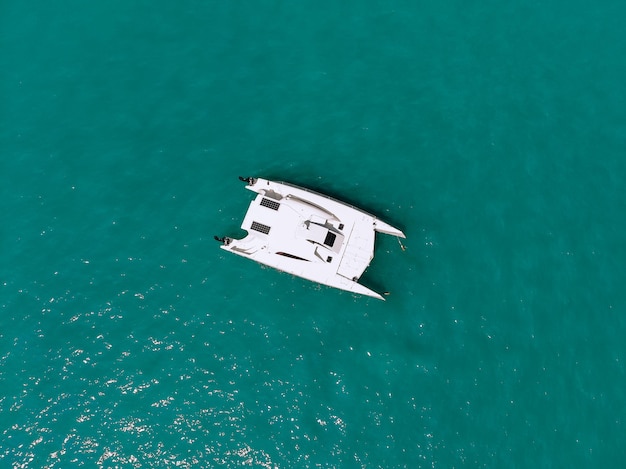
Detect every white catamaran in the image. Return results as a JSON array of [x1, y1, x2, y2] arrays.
[[215, 177, 406, 300]]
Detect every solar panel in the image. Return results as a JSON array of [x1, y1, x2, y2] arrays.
[[260, 198, 280, 211], [251, 221, 271, 234]]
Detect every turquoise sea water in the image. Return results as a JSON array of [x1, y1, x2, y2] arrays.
[[2, 1, 626, 467]]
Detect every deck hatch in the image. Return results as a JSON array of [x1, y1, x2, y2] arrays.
[[251, 221, 271, 234], [324, 231, 337, 247], [260, 198, 280, 210]]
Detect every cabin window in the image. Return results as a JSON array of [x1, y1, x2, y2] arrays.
[[276, 252, 309, 261], [251, 221, 271, 234], [260, 198, 280, 211], [324, 231, 337, 247]]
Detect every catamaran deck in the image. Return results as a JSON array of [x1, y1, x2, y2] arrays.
[[216, 177, 405, 300]]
